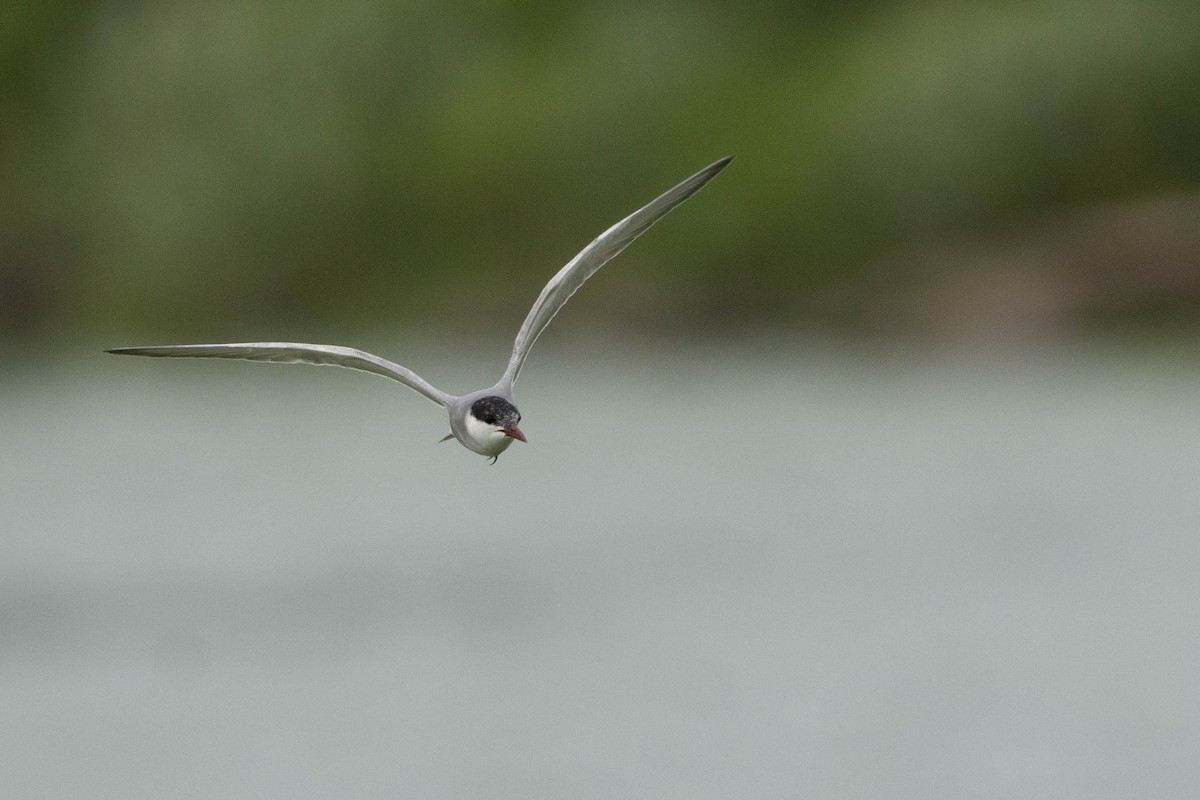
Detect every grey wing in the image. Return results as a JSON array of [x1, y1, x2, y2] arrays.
[[499, 155, 733, 388], [106, 342, 452, 407]]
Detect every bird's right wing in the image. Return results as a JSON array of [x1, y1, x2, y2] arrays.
[[499, 156, 733, 389], [106, 342, 452, 407]]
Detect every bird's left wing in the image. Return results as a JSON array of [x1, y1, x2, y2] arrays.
[[106, 342, 452, 407], [499, 155, 733, 389]]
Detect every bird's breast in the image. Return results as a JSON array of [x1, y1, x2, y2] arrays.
[[460, 414, 515, 457]]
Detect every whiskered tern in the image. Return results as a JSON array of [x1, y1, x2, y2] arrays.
[[108, 156, 733, 462]]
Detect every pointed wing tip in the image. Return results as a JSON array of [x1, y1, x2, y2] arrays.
[[692, 155, 734, 185], [106, 347, 170, 356], [105, 344, 226, 356], [707, 155, 735, 173]]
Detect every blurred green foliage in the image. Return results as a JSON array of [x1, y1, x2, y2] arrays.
[[2, 0, 1198, 344]]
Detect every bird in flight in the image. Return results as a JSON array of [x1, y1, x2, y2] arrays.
[[108, 156, 733, 463]]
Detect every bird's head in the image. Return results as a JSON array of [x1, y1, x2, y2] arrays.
[[465, 395, 526, 455]]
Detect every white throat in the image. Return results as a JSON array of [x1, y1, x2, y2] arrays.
[[463, 414, 515, 457]]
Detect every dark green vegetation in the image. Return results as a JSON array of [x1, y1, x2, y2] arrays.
[[3, 0, 1199, 344]]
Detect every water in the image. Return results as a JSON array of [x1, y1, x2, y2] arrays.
[[3, 339, 1200, 798]]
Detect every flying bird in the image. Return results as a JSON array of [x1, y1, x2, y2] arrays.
[[108, 156, 733, 463]]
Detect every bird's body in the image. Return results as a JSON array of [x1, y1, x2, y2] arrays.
[[453, 392, 525, 459], [108, 156, 732, 462]]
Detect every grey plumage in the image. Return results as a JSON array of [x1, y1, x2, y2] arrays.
[[107, 156, 733, 461]]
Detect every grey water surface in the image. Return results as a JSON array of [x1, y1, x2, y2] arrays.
[[2, 339, 1199, 799]]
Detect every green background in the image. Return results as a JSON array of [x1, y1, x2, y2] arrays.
[[4, 0, 1198, 346]]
